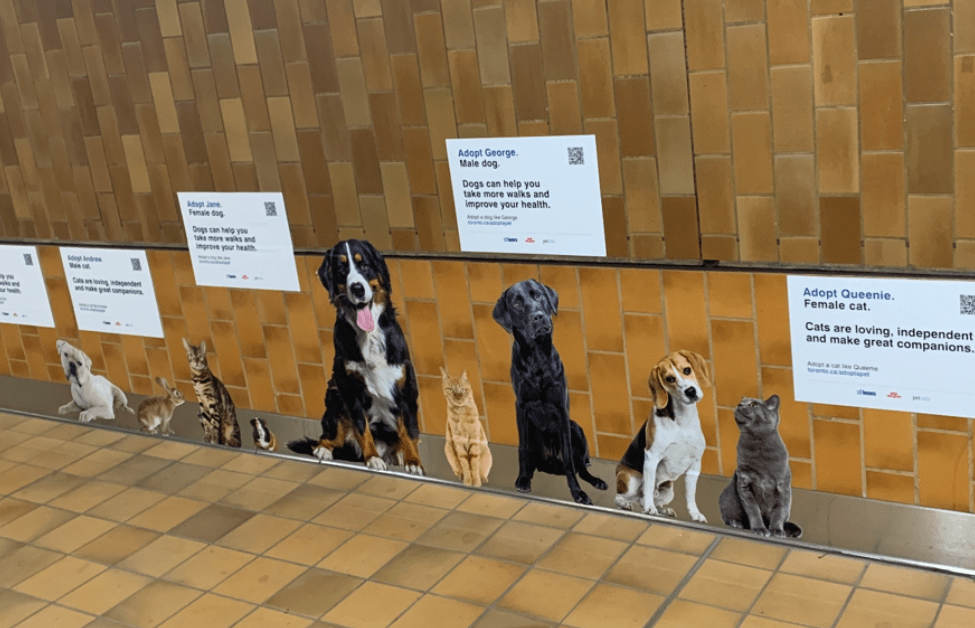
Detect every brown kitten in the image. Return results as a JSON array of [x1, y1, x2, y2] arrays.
[[441, 367, 492, 487], [182, 339, 241, 448]]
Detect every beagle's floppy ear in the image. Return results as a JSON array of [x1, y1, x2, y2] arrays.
[[678, 350, 711, 388], [492, 287, 513, 333], [647, 364, 670, 409], [531, 279, 559, 316]]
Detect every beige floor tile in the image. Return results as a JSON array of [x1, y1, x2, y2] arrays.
[[859, 563, 952, 601], [476, 521, 564, 564], [98, 455, 173, 484], [263, 484, 345, 521], [118, 535, 206, 577], [156, 593, 254, 628], [499, 569, 594, 622], [179, 447, 240, 468], [32, 514, 116, 553], [389, 593, 485, 628], [142, 440, 199, 461], [470, 608, 555, 628], [233, 607, 315, 628], [456, 493, 525, 519], [312, 493, 398, 531], [318, 533, 408, 577], [0, 459, 15, 474], [74, 525, 162, 566], [265, 523, 354, 566], [936, 604, 975, 628], [946, 577, 975, 608], [0, 536, 19, 559], [0, 432, 31, 454], [0, 464, 51, 493], [13, 555, 106, 601], [603, 545, 698, 595], [0, 505, 76, 542], [323, 581, 421, 628], [0, 589, 46, 628], [750, 573, 852, 628], [433, 556, 526, 605], [571, 512, 649, 542], [0, 545, 62, 588], [265, 568, 363, 618], [136, 462, 213, 494], [357, 474, 421, 500], [739, 617, 811, 628], [127, 496, 210, 532], [74, 429, 126, 447], [61, 449, 134, 478], [709, 537, 788, 570], [0, 498, 38, 527], [211, 556, 306, 603], [834, 588, 939, 628], [9, 604, 93, 628], [162, 546, 254, 590], [415, 511, 505, 552], [25, 442, 98, 470], [652, 599, 741, 628], [86, 488, 167, 522], [109, 434, 160, 454], [563, 583, 665, 628], [374, 544, 467, 591], [0, 437, 60, 462], [262, 460, 325, 483], [11, 471, 88, 504], [306, 466, 371, 491], [220, 477, 300, 511], [219, 453, 280, 475], [48, 480, 127, 513], [679, 558, 772, 612], [59, 568, 154, 615], [403, 482, 472, 509], [75, 617, 131, 628], [177, 469, 252, 502], [512, 502, 585, 529], [104, 580, 201, 628], [536, 532, 628, 579], [168, 503, 256, 542], [635, 524, 716, 555], [362, 501, 449, 542], [215, 513, 301, 553], [9, 419, 58, 435], [778, 549, 865, 585]]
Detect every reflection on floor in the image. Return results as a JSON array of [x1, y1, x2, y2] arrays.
[[0, 412, 973, 628]]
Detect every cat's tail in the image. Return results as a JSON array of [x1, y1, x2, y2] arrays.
[[287, 437, 318, 456], [784, 522, 803, 538]]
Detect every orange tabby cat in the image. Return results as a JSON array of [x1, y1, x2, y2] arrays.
[[441, 367, 492, 487]]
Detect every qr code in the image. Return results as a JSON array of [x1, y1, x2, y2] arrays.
[[264, 201, 277, 217], [568, 147, 584, 166], [23, 253, 32, 266], [961, 295, 975, 315], [131, 258, 142, 272]]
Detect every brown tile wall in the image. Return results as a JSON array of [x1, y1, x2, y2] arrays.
[[0, 1, 971, 265], [2, 246, 973, 514]]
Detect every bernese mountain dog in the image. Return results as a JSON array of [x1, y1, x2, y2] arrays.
[[287, 239, 424, 475]]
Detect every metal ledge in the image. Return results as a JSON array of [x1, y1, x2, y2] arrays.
[[2, 374, 974, 577]]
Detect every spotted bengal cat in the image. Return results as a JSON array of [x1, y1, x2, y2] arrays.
[[182, 339, 241, 448]]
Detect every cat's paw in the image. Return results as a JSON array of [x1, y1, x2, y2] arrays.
[[728, 520, 744, 529], [770, 528, 787, 538], [752, 527, 771, 538], [366, 456, 388, 471], [405, 462, 424, 476], [689, 511, 707, 524], [313, 446, 334, 461]]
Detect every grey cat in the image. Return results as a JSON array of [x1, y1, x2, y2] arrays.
[[718, 395, 802, 538]]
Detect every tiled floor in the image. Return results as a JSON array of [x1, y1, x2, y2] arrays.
[[0, 412, 973, 628]]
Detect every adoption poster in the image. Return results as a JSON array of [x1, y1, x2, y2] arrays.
[[0, 245, 55, 327], [60, 247, 163, 338], [177, 192, 300, 292], [788, 275, 975, 418], [445, 135, 606, 257]]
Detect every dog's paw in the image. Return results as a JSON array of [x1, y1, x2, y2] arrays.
[[366, 456, 388, 471], [572, 490, 592, 505], [78, 412, 94, 424], [689, 511, 707, 524], [404, 463, 424, 476], [57, 404, 73, 415], [313, 446, 334, 461], [614, 495, 633, 511], [642, 504, 659, 516], [660, 508, 677, 518], [515, 477, 532, 493], [590, 477, 608, 491]]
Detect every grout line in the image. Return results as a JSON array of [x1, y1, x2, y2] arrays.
[[640, 534, 723, 628]]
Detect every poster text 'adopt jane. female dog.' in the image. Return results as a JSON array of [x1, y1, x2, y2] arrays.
[[446, 135, 606, 257], [787, 275, 975, 418]]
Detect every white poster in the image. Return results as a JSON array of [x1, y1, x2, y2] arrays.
[[446, 135, 606, 257], [177, 191, 300, 292], [0, 245, 55, 328], [788, 275, 975, 418], [61, 247, 163, 338]]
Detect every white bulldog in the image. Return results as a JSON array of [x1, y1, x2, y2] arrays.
[[56, 340, 134, 423]]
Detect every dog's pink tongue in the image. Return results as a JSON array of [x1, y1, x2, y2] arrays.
[[356, 307, 375, 332]]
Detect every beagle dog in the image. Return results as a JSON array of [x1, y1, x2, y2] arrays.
[[614, 350, 710, 522]]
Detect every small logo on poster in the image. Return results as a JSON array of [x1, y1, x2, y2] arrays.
[[912, 395, 931, 402], [887, 392, 901, 399], [525, 237, 535, 243], [242, 275, 249, 280], [543, 239, 556, 244], [504, 237, 518, 243], [856, 390, 876, 396], [226, 274, 236, 279]]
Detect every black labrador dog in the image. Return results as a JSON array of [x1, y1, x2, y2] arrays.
[[493, 279, 607, 504]]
